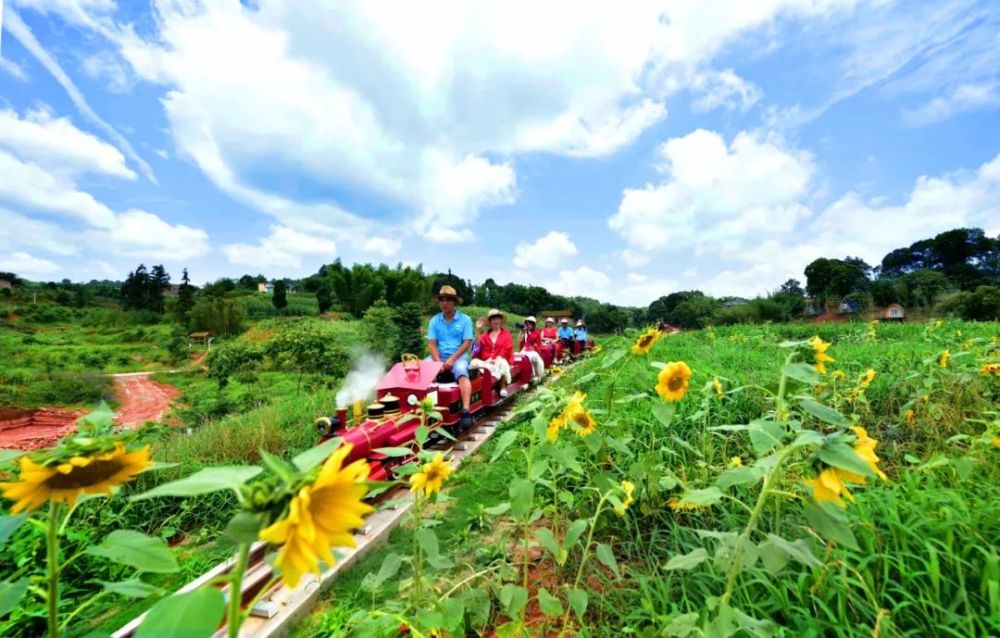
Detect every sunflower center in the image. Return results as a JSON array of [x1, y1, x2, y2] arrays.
[[667, 375, 685, 391], [425, 467, 444, 482], [44, 459, 125, 489], [638, 335, 654, 347]]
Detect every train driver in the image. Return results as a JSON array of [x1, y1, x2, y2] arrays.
[[557, 318, 574, 353], [427, 285, 474, 430], [519, 316, 545, 380]]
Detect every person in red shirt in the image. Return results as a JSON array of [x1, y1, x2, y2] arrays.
[[541, 317, 564, 363], [471, 308, 515, 396], [518, 316, 545, 380]]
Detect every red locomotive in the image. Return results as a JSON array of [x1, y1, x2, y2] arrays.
[[314, 339, 593, 481]]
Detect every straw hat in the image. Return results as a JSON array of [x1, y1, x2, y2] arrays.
[[560, 318, 569, 324], [487, 308, 505, 321], [435, 285, 463, 304], [545, 317, 555, 324], [576, 320, 585, 326], [524, 315, 537, 325]]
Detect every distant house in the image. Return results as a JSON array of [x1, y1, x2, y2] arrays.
[[188, 331, 212, 346], [838, 297, 860, 315], [258, 282, 274, 294], [881, 304, 906, 321], [540, 309, 573, 321], [0, 278, 11, 290], [723, 297, 749, 308], [803, 298, 826, 317]]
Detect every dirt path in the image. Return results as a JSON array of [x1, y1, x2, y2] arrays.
[[0, 373, 181, 450]]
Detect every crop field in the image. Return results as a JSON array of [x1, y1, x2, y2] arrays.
[[1, 319, 998, 637]]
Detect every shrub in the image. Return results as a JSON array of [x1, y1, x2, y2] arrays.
[[361, 300, 401, 360]]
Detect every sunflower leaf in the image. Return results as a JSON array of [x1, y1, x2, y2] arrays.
[[780, 363, 821, 386], [499, 584, 528, 616], [748, 420, 783, 456], [0, 578, 29, 617], [86, 530, 179, 574], [292, 437, 342, 471], [817, 441, 875, 478], [596, 543, 620, 578], [652, 403, 675, 427], [537, 588, 563, 617], [0, 450, 24, 466], [663, 547, 709, 571], [567, 588, 588, 620], [131, 466, 262, 500], [99, 579, 163, 599], [489, 430, 521, 463], [0, 514, 27, 550], [803, 501, 859, 551], [135, 588, 225, 638], [799, 399, 852, 427]]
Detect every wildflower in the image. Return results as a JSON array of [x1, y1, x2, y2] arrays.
[[980, 363, 1000, 376], [809, 336, 835, 375], [712, 377, 723, 398], [962, 339, 973, 350], [831, 370, 847, 382], [939, 350, 950, 368], [551, 366, 564, 376], [956, 329, 963, 338], [656, 361, 692, 402], [920, 394, 929, 403], [904, 409, 916, 426], [259, 445, 372, 587], [804, 468, 854, 507], [728, 456, 742, 468], [631, 328, 661, 355], [814, 382, 828, 394], [858, 368, 876, 389], [993, 437, 1000, 449], [1, 443, 151, 514], [934, 320, 943, 328], [409, 452, 454, 498], [615, 480, 635, 515]]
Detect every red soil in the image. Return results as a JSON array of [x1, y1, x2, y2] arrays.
[[0, 374, 180, 450]]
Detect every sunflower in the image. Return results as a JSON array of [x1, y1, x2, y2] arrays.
[[842, 426, 888, 481], [615, 480, 634, 515], [1, 443, 151, 514], [259, 445, 372, 588], [667, 497, 705, 512], [656, 361, 692, 402], [712, 377, 723, 398], [938, 350, 950, 368], [993, 437, 1000, 449], [546, 415, 565, 442], [409, 452, 454, 498], [980, 362, 1000, 376], [809, 336, 835, 375], [904, 409, 916, 426], [567, 405, 597, 437], [804, 467, 854, 507], [858, 368, 876, 389], [631, 328, 661, 355], [728, 456, 742, 468]]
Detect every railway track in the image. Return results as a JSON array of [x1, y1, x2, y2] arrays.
[[113, 364, 574, 638]]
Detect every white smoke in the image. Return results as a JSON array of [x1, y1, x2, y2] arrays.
[[335, 351, 386, 407]]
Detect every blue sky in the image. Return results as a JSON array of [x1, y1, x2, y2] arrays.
[[1, 0, 998, 306]]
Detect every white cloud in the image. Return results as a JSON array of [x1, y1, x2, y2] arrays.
[[608, 128, 814, 253], [82, 50, 133, 93], [222, 225, 336, 269], [0, 208, 80, 255], [0, 251, 60, 277], [513, 231, 578, 270], [545, 266, 676, 306], [95, 0, 843, 239], [690, 69, 762, 113], [362, 236, 402, 257], [547, 266, 613, 299], [0, 57, 28, 80], [0, 149, 117, 227], [902, 82, 1000, 127], [86, 209, 211, 260], [3, 7, 154, 181], [0, 108, 136, 179]]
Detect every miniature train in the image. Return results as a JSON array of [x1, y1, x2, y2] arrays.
[[313, 338, 594, 481]]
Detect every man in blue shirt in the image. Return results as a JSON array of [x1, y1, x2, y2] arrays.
[[557, 318, 574, 357], [427, 285, 474, 429], [574, 320, 588, 346]]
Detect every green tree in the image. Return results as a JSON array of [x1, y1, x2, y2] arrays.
[[265, 326, 349, 392], [671, 295, 721, 329], [166, 323, 189, 364], [361, 300, 401, 361], [394, 301, 426, 359], [316, 283, 333, 314], [189, 297, 244, 337], [898, 269, 950, 308], [175, 268, 195, 324], [272, 280, 288, 312]]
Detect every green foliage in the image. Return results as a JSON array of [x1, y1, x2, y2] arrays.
[[939, 285, 1000, 320], [804, 256, 872, 301], [272, 280, 288, 311], [206, 341, 264, 389], [188, 297, 244, 337], [361, 300, 401, 360], [121, 264, 171, 313], [166, 324, 189, 364]]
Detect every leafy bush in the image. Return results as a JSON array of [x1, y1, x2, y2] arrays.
[[938, 285, 1000, 320], [361, 300, 401, 360]]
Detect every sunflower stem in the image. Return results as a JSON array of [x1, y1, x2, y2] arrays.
[[412, 494, 424, 608], [226, 542, 252, 638], [559, 491, 610, 637], [46, 502, 60, 638]]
